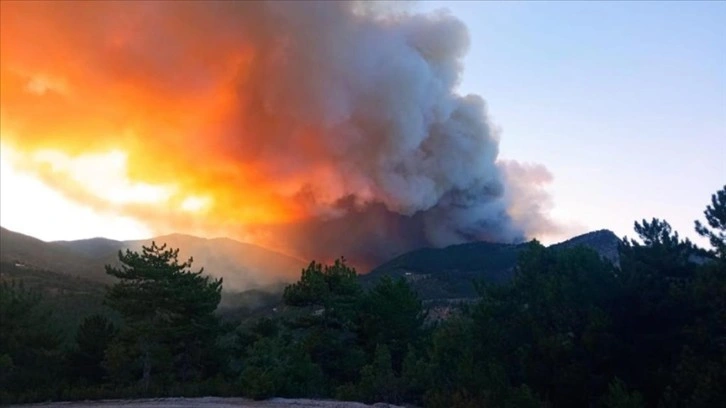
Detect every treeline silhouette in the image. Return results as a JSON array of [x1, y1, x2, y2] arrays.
[[1, 186, 724, 407]]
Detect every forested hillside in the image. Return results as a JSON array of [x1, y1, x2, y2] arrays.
[[1, 229, 306, 291], [1, 185, 724, 407], [362, 228, 621, 301]]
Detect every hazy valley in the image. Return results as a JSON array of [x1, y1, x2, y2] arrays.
[[0, 226, 621, 324]]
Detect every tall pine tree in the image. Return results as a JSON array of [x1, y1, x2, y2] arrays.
[[105, 242, 222, 389]]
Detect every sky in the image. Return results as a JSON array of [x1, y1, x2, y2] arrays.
[[0, 1, 724, 250], [417, 0, 726, 244]]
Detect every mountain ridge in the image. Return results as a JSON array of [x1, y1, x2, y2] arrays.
[[550, 229, 621, 265], [0, 227, 307, 291], [364, 229, 622, 300], [1, 226, 622, 300], [0, 227, 115, 283]]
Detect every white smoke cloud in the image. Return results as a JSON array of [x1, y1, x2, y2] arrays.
[[224, 1, 557, 262]]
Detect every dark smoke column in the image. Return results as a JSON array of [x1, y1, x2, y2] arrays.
[[225, 1, 555, 265]]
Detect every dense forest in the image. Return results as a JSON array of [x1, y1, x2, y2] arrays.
[[1, 185, 724, 407]]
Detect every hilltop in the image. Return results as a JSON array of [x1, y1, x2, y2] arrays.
[[363, 229, 622, 301]]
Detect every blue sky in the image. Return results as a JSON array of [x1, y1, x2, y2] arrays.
[[417, 0, 726, 244]]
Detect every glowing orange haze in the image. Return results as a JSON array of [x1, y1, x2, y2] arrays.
[[1, 2, 314, 250]]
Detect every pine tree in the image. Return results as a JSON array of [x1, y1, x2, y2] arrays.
[[69, 314, 117, 384], [283, 258, 366, 387], [358, 276, 426, 372], [104, 242, 222, 389], [695, 185, 726, 259], [0, 281, 63, 397]]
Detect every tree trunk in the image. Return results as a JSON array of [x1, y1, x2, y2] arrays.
[[140, 339, 152, 392]]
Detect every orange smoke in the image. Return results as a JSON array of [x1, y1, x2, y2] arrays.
[[1, 1, 306, 243], [1, 1, 557, 266]]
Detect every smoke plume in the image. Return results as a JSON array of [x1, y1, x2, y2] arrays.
[[0, 1, 556, 267]]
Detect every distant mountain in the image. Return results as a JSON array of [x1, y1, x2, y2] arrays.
[[362, 241, 524, 300], [364, 230, 623, 301], [550, 229, 621, 265], [54, 237, 123, 258], [0, 227, 115, 284], [1, 227, 307, 292], [1, 225, 624, 305], [120, 234, 306, 291]]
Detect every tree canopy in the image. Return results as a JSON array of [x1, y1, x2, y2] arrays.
[[104, 242, 223, 389], [695, 185, 726, 258]]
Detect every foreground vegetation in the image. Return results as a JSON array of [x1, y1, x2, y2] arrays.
[[1, 186, 724, 407]]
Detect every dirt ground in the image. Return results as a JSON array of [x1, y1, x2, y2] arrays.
[[10, 397, 405, 408]]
